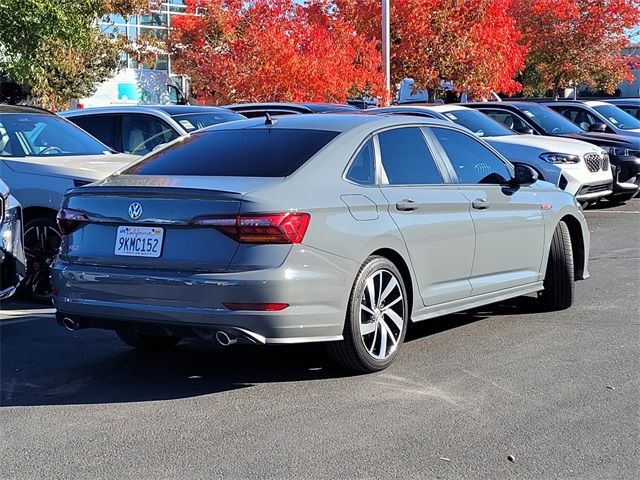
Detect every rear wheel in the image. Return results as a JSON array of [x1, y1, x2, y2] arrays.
[[116, 329, 182, 350], [328, 256, 408, 373], [539, 221, 574, 310]]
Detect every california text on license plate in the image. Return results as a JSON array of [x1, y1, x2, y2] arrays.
[[114, 226, 164, 258]]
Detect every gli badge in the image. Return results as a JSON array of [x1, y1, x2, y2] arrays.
[[128, 202, 143, 220]]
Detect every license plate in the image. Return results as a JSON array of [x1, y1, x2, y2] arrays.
[[114, 226, 164, 258]]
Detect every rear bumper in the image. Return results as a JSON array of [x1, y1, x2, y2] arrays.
[[51, 246, 356, 343]]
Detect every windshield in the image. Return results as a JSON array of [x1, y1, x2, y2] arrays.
[[592, 104, 640, 130], [515, 103, 583, 134], [0, 113, 110, 157], [440, 109, 513, 137], [170, 111, 246, 133]]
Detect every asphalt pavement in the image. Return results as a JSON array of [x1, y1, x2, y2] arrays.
[[1, 199, 639, 479]]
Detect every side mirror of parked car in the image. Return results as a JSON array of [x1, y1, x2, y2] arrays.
[[588, 122, 607, 132], [511, 163, 538, 187], [514, 126, 535, 135]]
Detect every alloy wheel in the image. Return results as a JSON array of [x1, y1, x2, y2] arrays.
[[23, 219, 61, 302], [359, 269, 405, 360]]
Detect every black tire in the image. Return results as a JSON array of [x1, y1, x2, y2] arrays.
[[327, 256, 409, 373], [539, 221, 574, 310], [22, 215, 62, 303], [116, 329, 182, 350], [607, 193, 634, 205]]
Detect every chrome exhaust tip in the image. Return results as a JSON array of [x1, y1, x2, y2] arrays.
[[62, 317, 80, 332], [215, 331, 237, 346]]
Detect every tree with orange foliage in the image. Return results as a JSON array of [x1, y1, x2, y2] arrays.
[[335, 0, 527, 100], [514, 0, 640, 96], [170, 0, 385, 104]]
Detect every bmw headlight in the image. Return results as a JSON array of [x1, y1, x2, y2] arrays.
[[539, 153, 581, 164], [608, 147, 640, 157]]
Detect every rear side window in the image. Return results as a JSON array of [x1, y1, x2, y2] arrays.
[[69, 115, 118, 151], [431, 127, 511, 184], [124, 128, 339, 177], [377, 127, 443, 184], [346, 139, 375, 185]]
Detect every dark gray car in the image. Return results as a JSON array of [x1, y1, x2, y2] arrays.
[[52, 114, 590, 372]]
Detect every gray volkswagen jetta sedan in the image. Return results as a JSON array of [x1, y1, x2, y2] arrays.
[[52, 114, 590, 372]]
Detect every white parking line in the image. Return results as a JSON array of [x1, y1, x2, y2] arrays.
[[0, 316, 53, 326]]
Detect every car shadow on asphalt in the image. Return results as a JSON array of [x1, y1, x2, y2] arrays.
[[0, 296, 542, 408]]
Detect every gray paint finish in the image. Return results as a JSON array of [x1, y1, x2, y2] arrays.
[[52, 114, 590, 344]]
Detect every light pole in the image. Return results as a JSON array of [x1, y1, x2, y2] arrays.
[[382, 0, 391, 99]]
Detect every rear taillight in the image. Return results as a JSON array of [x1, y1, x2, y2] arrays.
[[192, 212, 310, 244], [57, 208, 89, 235]]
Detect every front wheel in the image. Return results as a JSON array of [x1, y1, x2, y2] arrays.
[[22, 216, 62, 303], [327, 256, 408, 373], [539, 221, 574, 310]]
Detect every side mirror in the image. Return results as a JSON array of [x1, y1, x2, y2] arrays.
[[511, 163, 538, 187], [588, 122, 607, 132], [515, 126, 535, 135]]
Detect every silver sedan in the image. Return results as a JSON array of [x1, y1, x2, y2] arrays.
[[52, 114, 590, 372]]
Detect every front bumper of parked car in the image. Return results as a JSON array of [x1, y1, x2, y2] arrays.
[[0, 195, 26, 300], [609, 154, 640, 198]]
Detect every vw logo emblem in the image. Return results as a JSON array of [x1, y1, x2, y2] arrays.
[[128, 202, 143, 220]]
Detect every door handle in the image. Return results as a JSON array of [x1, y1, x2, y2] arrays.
[[396, 199, 417, 211], [472, 198, 490, 210]]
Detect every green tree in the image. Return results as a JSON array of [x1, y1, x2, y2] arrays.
[[0, 0, 147, 109]]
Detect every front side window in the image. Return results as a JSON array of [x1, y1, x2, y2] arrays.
[[514, 103, 583, 134], [482, 109, 533, 134], [377, 127, 443, 185], [123, 128, 340, 177], [441, 108, 513, 137], [121, 114, 180, 155], [346, 139, 375, 185], [553, 107, 599, 131], [0, 113, 110, 157], [431, 127, 512, 184]]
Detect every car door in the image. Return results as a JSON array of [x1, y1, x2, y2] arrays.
[[428, 126, 545, 296], [375, 126, 475, 306]]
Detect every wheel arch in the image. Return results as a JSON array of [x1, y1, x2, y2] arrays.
[[560, 214, 585, 281], [23, 206, 58, 224], [369, 247, 415, 317]]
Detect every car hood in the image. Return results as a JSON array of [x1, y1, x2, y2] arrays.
[[486, 134, 603, 155], [562, 132, 640, 150], [1, 153, 138, 181]]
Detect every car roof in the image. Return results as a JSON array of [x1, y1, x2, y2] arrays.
[[224, 102, 359, 114], [0, 104, 55, 115], [199, 112, 453, 134], [605, 98, 640, 105], [60, 105, 239, 117], [367, 106, 446, 119]]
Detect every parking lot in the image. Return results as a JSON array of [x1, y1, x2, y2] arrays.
[[1, 199, 638, 479]]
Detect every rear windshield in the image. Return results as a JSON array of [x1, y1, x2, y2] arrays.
[[123, 128, 340, 177]]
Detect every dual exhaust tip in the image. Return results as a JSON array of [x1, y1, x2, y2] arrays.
[[62, 317, 240, 347]]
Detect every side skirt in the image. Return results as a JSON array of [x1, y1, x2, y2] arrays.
[[411, 281, 544, 322]]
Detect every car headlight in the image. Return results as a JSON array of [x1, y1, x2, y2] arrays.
[[608, 147, 640, 157], [539, 153, 581, 164]]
